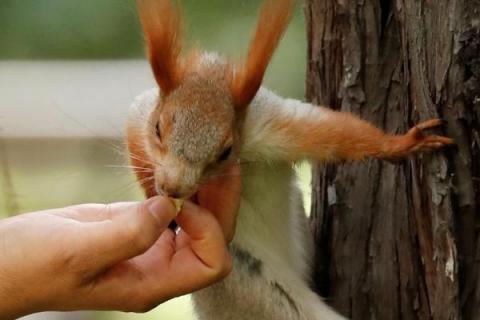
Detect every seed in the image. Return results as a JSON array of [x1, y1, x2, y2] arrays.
[[171, 198, 184, 213]]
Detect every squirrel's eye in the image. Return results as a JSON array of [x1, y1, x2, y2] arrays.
[[155, 122, 161, 140], [218, 146, 232, 162]]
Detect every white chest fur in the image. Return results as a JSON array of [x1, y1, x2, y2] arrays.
[[192, 163, 345, 320]]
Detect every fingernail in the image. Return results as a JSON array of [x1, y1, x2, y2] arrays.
[[146, 196, 176, 225]]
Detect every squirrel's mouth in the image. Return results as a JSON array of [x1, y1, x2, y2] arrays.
[[167, 193, 198, 231], [169, 192, 199, 212], [170, 198, 184, 213]]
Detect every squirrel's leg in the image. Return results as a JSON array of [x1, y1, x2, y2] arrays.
[[242, 92, 454, 163], [300, 111, 454, 162]]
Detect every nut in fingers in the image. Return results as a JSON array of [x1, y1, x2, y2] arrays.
[[170, 198, 184, 214]]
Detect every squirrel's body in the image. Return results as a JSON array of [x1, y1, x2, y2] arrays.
[[130, 81, 344, 319], [129, 1, 453, 319], [193, 161, 323, 320]]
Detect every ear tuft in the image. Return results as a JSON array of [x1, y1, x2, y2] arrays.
[[231, 0, 296, 108], [137, 0, 184, 95]]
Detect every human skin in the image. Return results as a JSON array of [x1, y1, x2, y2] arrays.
[[0, 165, 241, 319]]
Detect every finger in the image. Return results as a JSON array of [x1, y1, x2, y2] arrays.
[[129, 228, 177, 271], [78, 196, 176, 272], [86, 203, 232, 311], [53, 203, 134, 222], [197, 164, 242, 242], [174, 201, 231, 274], [79, 229, 177, 312]]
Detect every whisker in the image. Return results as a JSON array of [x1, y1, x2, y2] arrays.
[[105, 165, 155, 172], [104, 176, 155, 200], [125, 149, 164, 168]]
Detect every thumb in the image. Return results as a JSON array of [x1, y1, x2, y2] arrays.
[[78, 196, 176, 271]]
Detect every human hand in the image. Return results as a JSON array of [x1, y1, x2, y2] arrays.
[[0, 165, 241, 319]]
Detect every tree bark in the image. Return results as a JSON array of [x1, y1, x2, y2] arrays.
[[306, 1, 480, 319]]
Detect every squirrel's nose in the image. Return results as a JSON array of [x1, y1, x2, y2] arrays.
[[167, 191, 182, 199], [158, 183, 183, 199]]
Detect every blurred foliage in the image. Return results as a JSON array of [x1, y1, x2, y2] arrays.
[[0, 0, 306, 98], [0, 139, 142, 216], [0, 0, 305, 59], [0, 0, 142, 59]]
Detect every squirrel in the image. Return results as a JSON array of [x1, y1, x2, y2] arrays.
[[127, 0, 454, 319]]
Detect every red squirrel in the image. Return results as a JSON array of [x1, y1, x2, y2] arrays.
[[127, 0, 453, 319]]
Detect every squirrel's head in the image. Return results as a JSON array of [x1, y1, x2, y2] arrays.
[[145, 70, 238, 199], [136, 0, 294, 199]]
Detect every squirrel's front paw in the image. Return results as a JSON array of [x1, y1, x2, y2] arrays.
[[384, 119, 454, 161]]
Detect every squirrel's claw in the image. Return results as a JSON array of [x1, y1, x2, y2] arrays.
[[405, 119, 454, 152], [410, 118, 446, 133], [383, 119, 454, 162]]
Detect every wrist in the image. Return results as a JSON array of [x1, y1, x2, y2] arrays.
[[379, 134, 401, 159]]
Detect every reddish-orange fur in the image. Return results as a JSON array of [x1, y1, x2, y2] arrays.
[[137, 0, 184, 95], [269, 109, 453, 162], [230, 0, 296, 107], [137, 0, 295, 106]]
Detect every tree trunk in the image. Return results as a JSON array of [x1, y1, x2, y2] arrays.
[[305, 1, 480, 319]]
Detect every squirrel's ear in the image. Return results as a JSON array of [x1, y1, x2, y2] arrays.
[[137, 0, 184, 95], [230, 0, 295, 108]]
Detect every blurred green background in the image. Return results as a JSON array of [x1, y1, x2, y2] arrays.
[[0, 0, 306, 98], [0, 1, 308, 319]]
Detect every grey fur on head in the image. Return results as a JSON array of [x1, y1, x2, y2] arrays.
[[166, 75, 234, 164], [170, 107, 224, 163]]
